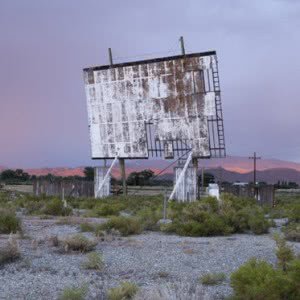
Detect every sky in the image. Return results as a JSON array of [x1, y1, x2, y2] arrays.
[[0, 0, 300, 168]]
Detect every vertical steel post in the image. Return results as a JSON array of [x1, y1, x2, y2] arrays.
[[119, 158, 127, 195], [108, 48, 113, 66], [179, 36, 185, 56], [192, 157, 198, 198], [201, 167, 204, 196], [163, 189, 167, 220]]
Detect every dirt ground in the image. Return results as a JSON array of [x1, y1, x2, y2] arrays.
[[1, 214, 299, 300]]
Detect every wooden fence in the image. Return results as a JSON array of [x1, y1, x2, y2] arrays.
[[33, 179, 94, 198]]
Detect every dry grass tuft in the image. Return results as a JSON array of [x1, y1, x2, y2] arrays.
[[183, 248, 195, 255], [134, 283, 207, 300], [59, 285, 88, 300], [0, 235, 21, 266], [62, 234, 97, 253], [200, 272, 226, 285], [107, 282, 138, 300], [157, 271, 169, 278], [82, 252, 103, 270], [49, 235, 60, 247]]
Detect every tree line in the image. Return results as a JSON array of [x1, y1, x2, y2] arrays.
[[0, 167, 216, 187]]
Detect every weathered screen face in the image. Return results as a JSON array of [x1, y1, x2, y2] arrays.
[[83, 52, 220, 159]]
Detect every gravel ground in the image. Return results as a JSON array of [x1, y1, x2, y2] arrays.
[[0, 216, 299, 300]]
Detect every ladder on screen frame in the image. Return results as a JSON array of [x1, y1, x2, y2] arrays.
[[211, 57, 226, 157]]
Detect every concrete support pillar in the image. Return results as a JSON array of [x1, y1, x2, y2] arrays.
[[173, 166, 197, 202], [94, 167, 110, 198]]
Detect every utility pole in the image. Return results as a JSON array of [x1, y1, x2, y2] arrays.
[[248, 152, 261, 185]]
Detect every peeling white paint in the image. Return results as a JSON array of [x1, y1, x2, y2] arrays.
[[84, 55, 219, 159]]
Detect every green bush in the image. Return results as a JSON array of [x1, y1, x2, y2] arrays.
[[24, 200, 44, 215], [0, 209, 21, 234], [285, 259, 300, 299], [225, 206, 270, 234], [200, 272, 226, 285], [43, 198, 72, 216], [136, 207, 161, 231], [94, 202, 125, 217], [162, 194, 271, 237], [230, 258, 287, 300], [177, 218, 232, 237], [224, 207, 250, 233], [230, 236, 300, 299], [101, 216, 143, 236], [248, 214, 271, 234], [274, 234, 294, 271], [287, 203, 300, 223], [107, 282, 138, 300], [284, 223, 300, 242]]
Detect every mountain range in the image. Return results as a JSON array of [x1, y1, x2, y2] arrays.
[[1, 156, 300, 183]]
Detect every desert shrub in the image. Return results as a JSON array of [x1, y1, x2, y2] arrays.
[[284, 223, 300, 242], [287, 203, 300, 223], [268, 207, 288, 219], [59, 285, 88, 300], [107, 282, 138, 300], [224, 205, 270, 234], [221, 193, 256, 210], [77, 198, 98, 210], [201, 196, 220, 213], [230, 238, 300, 300], [82, 252, 103, 270], [101, 216, 143, 236], [62, 234, 97, 253], [161, 208, 232, 237], [80, 223, 95, 232], [230, 258, 287, 299], [0, 237, 21, 266], [162, 194, 271, 237], [44, 198, 72, 216], [274, 234, 295, 271], [24, 200, 45, 215], [248, 214, 271, 234], [285, 259, 300, 299], [136, 207, 161, 231], [271, 194, 300, 220], [180, 217, 232, 237], [200, 272, 226, 285], [94, 202, 125, 217], [225, 206, 257, 233], [94, 225, 106, 237], [0, 209, 21, 234]]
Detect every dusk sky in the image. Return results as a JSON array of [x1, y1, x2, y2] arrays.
[[1, 0, 300, 168]]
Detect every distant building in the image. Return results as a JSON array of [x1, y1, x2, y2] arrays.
[[232, 182, 248, 186]]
